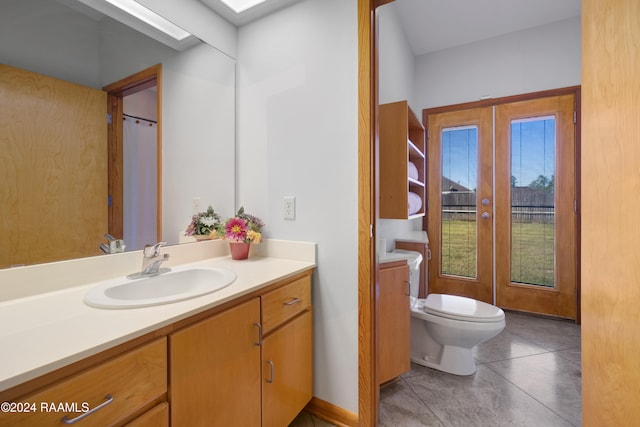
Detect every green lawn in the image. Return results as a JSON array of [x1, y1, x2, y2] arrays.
[[441, 220, 554, 287]]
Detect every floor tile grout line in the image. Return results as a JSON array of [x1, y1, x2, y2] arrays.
[[504, 329, 581, 353], [398, 376, 449, 427], [483, 362, 580, 427], [474, 348, 553, 365], [550, 348, 583, 368]]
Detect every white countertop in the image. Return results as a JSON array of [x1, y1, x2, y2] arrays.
[[378, 252, 412, 264], [0, 246, 315, 392]]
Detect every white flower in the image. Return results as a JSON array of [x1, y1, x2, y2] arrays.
[[201, 217, 218, 227]]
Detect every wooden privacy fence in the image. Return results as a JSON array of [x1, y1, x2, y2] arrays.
[[441, 189, 554, 224]]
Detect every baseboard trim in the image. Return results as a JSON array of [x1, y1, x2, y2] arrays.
[[304, 396, 358, 427]]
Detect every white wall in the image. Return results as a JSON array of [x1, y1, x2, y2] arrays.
[[237, 0, 359, 413], [415, 16, 581, 109], [162, 43, 236, 243], [376, 4, 423, 253], [0, 0, 101, 88], [377, 4, 416, 109]]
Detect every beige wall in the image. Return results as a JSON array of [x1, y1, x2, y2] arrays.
[[581, 0, 640, 424]]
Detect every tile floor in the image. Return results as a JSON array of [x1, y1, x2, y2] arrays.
[[379, 310, 582, 426], [290, 310, 581, 427]]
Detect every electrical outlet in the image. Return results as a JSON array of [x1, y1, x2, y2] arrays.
[[192, 197, 201, 215], [283, 196, 295, 220]]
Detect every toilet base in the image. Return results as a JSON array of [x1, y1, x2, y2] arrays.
[[410, 345, 476, 376]]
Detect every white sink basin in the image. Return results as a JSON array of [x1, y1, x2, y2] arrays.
[[84, 267, 236, 309]]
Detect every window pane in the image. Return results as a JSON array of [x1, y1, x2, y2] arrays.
[[510, 117, 555, 287], [441, 126, 477, 279]]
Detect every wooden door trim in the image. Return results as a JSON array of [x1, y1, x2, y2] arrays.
[[358, 0, 377, 425], [103, 64, 162, 242], [423, 86, 581, 116]]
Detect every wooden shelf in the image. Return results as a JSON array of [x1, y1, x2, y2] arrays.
[[380, 101, 426, 219]]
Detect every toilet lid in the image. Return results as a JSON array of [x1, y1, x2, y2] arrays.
[[422, 294, 504, 322]]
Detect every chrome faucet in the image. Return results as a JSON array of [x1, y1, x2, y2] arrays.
[[127, 241, 170, 279], [99, 234, 126, 254]]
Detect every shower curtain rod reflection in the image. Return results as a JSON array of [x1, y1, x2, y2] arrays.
[[123, 113, 157, 124]]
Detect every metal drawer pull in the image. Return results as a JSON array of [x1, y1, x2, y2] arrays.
[[253, 322, 262, 347], [266, 360, 275, 383], [61, 394, 113, 424], [283, 297, 301, 306]]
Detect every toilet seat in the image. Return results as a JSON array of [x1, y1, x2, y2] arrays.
[[420, 294, 504, 323]]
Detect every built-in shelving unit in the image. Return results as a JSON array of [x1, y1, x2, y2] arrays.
[[379, 100, 426, 219]]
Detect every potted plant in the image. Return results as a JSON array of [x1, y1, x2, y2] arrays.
[[185, 205, 222, 240], [217, 207, 264, 259]]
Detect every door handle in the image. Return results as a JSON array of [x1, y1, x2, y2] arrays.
[[482, 212, 490, 219], [266, 360, 275, 384]]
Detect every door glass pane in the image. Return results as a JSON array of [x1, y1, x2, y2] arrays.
[[510, 117, 555, 287], [441, 126, 477, 279]]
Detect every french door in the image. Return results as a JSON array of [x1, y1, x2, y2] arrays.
[[427, 93, 577, 319]]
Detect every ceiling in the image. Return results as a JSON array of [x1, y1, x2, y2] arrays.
[[197, 0, 580, 56], [388, 0, 582, 56]]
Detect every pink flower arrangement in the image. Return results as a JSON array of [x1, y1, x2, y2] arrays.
[[216, 207, 264, 244]]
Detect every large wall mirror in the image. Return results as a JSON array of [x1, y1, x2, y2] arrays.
[[0, 0, 236, 269]]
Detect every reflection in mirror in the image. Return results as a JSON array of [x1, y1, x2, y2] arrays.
[[0, 0, 236, 269]]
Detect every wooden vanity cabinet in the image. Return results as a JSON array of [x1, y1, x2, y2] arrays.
[[378, 261, 410, 384], [169, 273, 313, 426], [261, 276, 313, 427], [379, 100, 426, 219], [0, 339, 167, 427], [126, 402, 169, 427], [169, 298, 262, 427]]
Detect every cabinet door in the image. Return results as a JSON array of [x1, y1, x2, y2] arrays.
[[125, 402, 168, 427], [262, 310, 313, 427], [170, 298, 261, 427], [379, 263, 410, 383]]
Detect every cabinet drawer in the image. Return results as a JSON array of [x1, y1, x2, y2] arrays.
[[0, 339, 166, 427], [262, 276, 311, 333]]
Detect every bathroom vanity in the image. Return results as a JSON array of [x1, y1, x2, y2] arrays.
[[0, 241, 315, 426], [378, 259, 410, 384]]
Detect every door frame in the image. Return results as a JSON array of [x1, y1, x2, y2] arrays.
[[358, 0, 378, 425], [358, 0, 581, 422], [422, 86, 581, 320], [102, 64, 163, 243]]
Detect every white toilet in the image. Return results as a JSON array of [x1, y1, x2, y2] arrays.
[[392, 249, 505, 376]]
